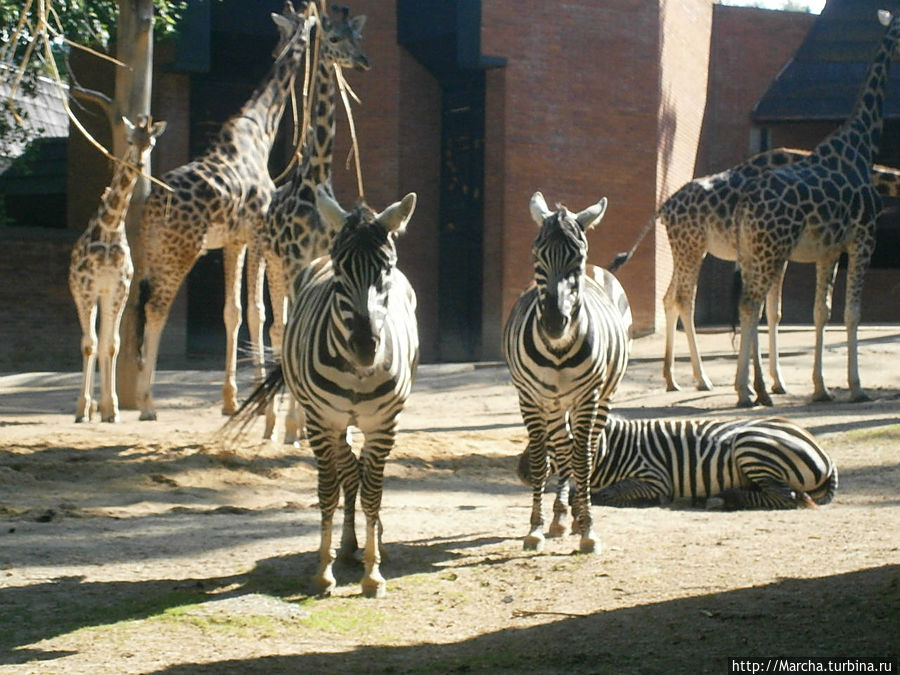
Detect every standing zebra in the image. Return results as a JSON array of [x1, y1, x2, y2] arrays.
[[517, 415, 837, 510], [233, 185, 418, 598], [504, 191, 630, 554]]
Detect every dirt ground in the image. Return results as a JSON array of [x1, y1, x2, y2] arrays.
[[1, 326, 898, 674]]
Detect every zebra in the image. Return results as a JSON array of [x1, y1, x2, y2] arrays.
[[503, 191, 630, 554], [517, 415, 838, 510], [232, 185, 418, 598]]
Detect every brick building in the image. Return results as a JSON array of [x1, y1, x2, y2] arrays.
[[2, 0, 894, 372]]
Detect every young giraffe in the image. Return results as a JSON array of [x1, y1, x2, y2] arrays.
[[245, 5, 369, 444], [69, 115, 166, 423], [133, 2, 312, 421], [611, 148, 900, 395], [733, 9, 900, 407]]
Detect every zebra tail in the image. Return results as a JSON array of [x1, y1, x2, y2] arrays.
[[220, 363, 286, 440], [808, 465, 839, 506]]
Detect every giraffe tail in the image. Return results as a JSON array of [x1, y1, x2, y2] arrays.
[[135, 278, 152, 361], [606, 214, 657, 272]]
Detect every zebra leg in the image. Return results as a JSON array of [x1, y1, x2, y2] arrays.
[[306, 418, 341, 595], [549, 473, 571, 538], [358, 427, 395, 598], [707, 481, 806, 510], [336, 427, 361, 562], [591, 478, 666, 507], [570, 404, 601, 554], [548, 420, 573, 537]]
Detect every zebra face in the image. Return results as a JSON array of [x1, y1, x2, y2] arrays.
[[528, 192, 608, 342], [317, 186, 417, 368]]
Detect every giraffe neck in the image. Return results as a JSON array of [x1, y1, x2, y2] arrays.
[[218, 38, 306, 161], [289, 57, 337, 202], [817, 20, 899, 168], [93, 146, 143, 234]]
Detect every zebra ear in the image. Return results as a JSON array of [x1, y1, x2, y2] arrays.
[[575, 197, 608, 231], [529, 191, 551, 227], [377, 192, 417, 236], [315, 185, 347, 230]]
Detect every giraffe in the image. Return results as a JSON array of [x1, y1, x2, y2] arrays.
[[732, 8, 900, 408], [69, 115, 167, 423], [133, 2, 312, 421], [245, 4, 369, 444], [609, 146, 900, 396]]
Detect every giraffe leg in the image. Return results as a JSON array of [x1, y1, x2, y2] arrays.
[[306, 417, 340, 596], [735, 292, 763, 408], [136, 256, 198, 421], [751, 329, 772, 407], [358, 425, 396, 598], [98, 287, 128, 423], [844, 247, 872, 402], [664, 248, 711, 391], [765, 262, 788, 395], [245, 241, 268, 389], [73, 298, 98, 423], [221, 243, 247, 416], [811, 258, 839, 402]]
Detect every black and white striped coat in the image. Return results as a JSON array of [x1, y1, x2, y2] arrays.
[[503, 191, 630, 553], [233, 186, 418, 598], [518, 415, 837, 510]]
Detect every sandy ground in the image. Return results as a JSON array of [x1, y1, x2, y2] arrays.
[[0, 325, 898, 673]]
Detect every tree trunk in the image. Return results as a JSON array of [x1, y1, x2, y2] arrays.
[[116, 0, 155, 409]]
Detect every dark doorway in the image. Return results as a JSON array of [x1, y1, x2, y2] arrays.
[[438, 74, 485, 361]]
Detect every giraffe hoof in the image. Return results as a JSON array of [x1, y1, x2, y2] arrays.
[[139, 411, 157, 421], [755, 395, 773, 407], [736, 398, 754, 409], [771, 384, 787, 395], [101, 415, 120, 424], [811, 390, 834, 403], [361, 577, 387, 599], [851, 391, 872, 403], [697, 382, 713, 392], [665, 383, 681, 392]]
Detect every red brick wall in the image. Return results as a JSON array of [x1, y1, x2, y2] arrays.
[[481, 0, 664, 348]]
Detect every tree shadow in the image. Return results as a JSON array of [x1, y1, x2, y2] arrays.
[[138, 564, 898, 674]]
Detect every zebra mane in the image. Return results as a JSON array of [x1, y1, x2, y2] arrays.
[[534, 206, 589, 255]]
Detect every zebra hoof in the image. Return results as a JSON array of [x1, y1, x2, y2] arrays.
[[523, 534, 545, 552], [139, 411, 157, 421], [548, 522, 567, 538], [705, 497, 725, 510], [578, 534, 600, 554]]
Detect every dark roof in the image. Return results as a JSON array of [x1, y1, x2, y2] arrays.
[[753, 0, 900, 123]]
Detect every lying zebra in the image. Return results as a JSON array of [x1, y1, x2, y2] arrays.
[[517, 415, 837, 513]]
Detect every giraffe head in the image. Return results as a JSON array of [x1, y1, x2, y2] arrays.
[[528, 191, 607, 341], [121, 115, 167, 160], [319, 5, 370, 71], [317, 185, 416, 368], [271, 1, 313, 60]]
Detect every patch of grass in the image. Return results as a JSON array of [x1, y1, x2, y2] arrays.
[[299, 597, 387, 634], [842, 424, 900, 443]]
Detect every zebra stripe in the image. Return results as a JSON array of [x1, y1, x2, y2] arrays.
[[234, 186, 418, 598], [503, 191, 630, 553], [519, 415, 837, 510]]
